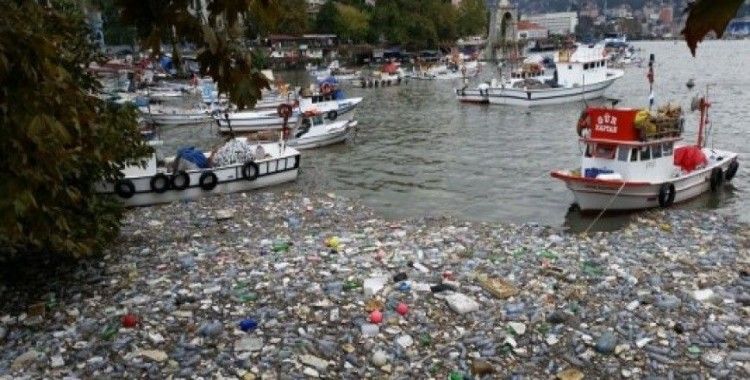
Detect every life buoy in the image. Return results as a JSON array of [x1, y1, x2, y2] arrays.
[[171, 171, 190, 190], [149, 173, 170, 193], [277, 103, 293, 119], [725, 160, 739, 181], [327, 110, 338, 120], [242, 161, 259, 181], [658, 183, 676, 207], [115, 179, 136, 199], [576, 110, 591, 137], [199, 171, 218, 191], [710, 168, 724, 191], [321, 83, 333, 95]]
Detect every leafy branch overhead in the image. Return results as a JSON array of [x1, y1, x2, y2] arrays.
[[116, 0, 271, 109], [682, 0, 744, 56]]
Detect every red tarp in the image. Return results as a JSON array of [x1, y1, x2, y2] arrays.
[[674, 146, 707, 172], [587, 108, 640, 141], [382, 62, 399, 74]]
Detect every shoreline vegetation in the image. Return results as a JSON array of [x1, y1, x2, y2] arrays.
[[0, 192, 748, 378]]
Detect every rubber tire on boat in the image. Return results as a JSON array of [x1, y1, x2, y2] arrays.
[[115, 179, 136, 199], [242, 161, 259, 181], [361, 80, 366, 88], [170, 171, 190, 190], [387, 80, 391, 86], [374, 80, 379, 87], [725, 160, 739, 181], [327, 110, 338, 121], [710, 167, 724, 191], [277, 103, 293, 119], [368, 80, 373, 88], [658, 183, 676, 208], [397, 78, 402, 85], [199, 171, 218, 191], [149, 173, 170, 193]]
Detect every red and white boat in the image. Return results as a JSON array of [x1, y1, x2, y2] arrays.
[[551, 98, 739, 211]]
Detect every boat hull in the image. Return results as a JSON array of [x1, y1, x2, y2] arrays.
[[552, 153, 739, 211], [98, 154, 300, 207]]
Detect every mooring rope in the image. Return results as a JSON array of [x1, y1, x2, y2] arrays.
[[583, 181, 627, 234]]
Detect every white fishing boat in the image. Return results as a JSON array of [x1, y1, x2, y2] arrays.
[[456, 44, 624, 106], [409, 61, 480, 80], [141, 104, 220, 126], [551, 98, 739, 211], [217, 97, 362, 133], [311, 60, 361, 82], [97, 140, 300, 207]]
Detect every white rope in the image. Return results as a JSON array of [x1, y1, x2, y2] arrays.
[[583, 181, 627, 234]]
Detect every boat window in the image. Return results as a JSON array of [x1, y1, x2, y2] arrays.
[[662, 142, 673, 156], [652, 144, 662, 158], [594, 143, 616, 159], [640, 146, 651, 161], [617, 146, 629, 161], [630, 148, 638, 161]]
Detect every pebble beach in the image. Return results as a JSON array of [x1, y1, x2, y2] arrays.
[[1, 191, 749, 379]]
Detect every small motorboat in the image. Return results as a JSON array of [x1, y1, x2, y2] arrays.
[[288, 111, 357, 150], [551, 98, 739, 211], [97, 139, 300, 207]]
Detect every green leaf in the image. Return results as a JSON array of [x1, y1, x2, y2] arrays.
[[682, 0, 744, 56]]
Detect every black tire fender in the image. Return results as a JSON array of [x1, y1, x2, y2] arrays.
[[710, 167, 723, 191], [115, 179, 136, 199], [242, 161, 259, 181], [171, 171, 190, 190], [199, 171, 218, 191], [725, 160, 739, 182], [149, 173, 170, 193], [327, 110, 338, 120], [658, 183, 676, 208]]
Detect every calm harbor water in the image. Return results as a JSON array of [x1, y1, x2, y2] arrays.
[[159, 40, 749, 230]]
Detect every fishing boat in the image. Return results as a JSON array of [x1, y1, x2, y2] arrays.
[[310, 60, 361, 82], [140, 103, 221, 126], [217, 96, 361, 134], [408, 61, 481, 80], [97, 139, 300, 207], [455, 44, 624, 106], [551, 98, 739, 211]]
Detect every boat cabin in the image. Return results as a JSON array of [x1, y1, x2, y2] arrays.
[[554, 45, 610, 88], [579, 108, 683, 182]]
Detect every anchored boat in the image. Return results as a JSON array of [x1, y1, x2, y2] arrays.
[[97, 140, 300, 207], [551, 98, 739, 211], [456, 44, 624, 106]]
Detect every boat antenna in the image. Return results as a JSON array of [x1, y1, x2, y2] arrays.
[[647, 53, 655, 110]]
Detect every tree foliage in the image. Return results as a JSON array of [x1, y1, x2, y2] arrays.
[[334, 3, 370, 42], [0, 1, 151, 259], [456, 0, 487, 38], [682, 0, 745, 56], [116, 0, 272, 109]]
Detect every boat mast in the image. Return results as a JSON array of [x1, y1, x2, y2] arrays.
[[697, 95, 710, 148]]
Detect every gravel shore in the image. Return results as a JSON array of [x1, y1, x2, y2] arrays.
[[1, 191, 748, 379]]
